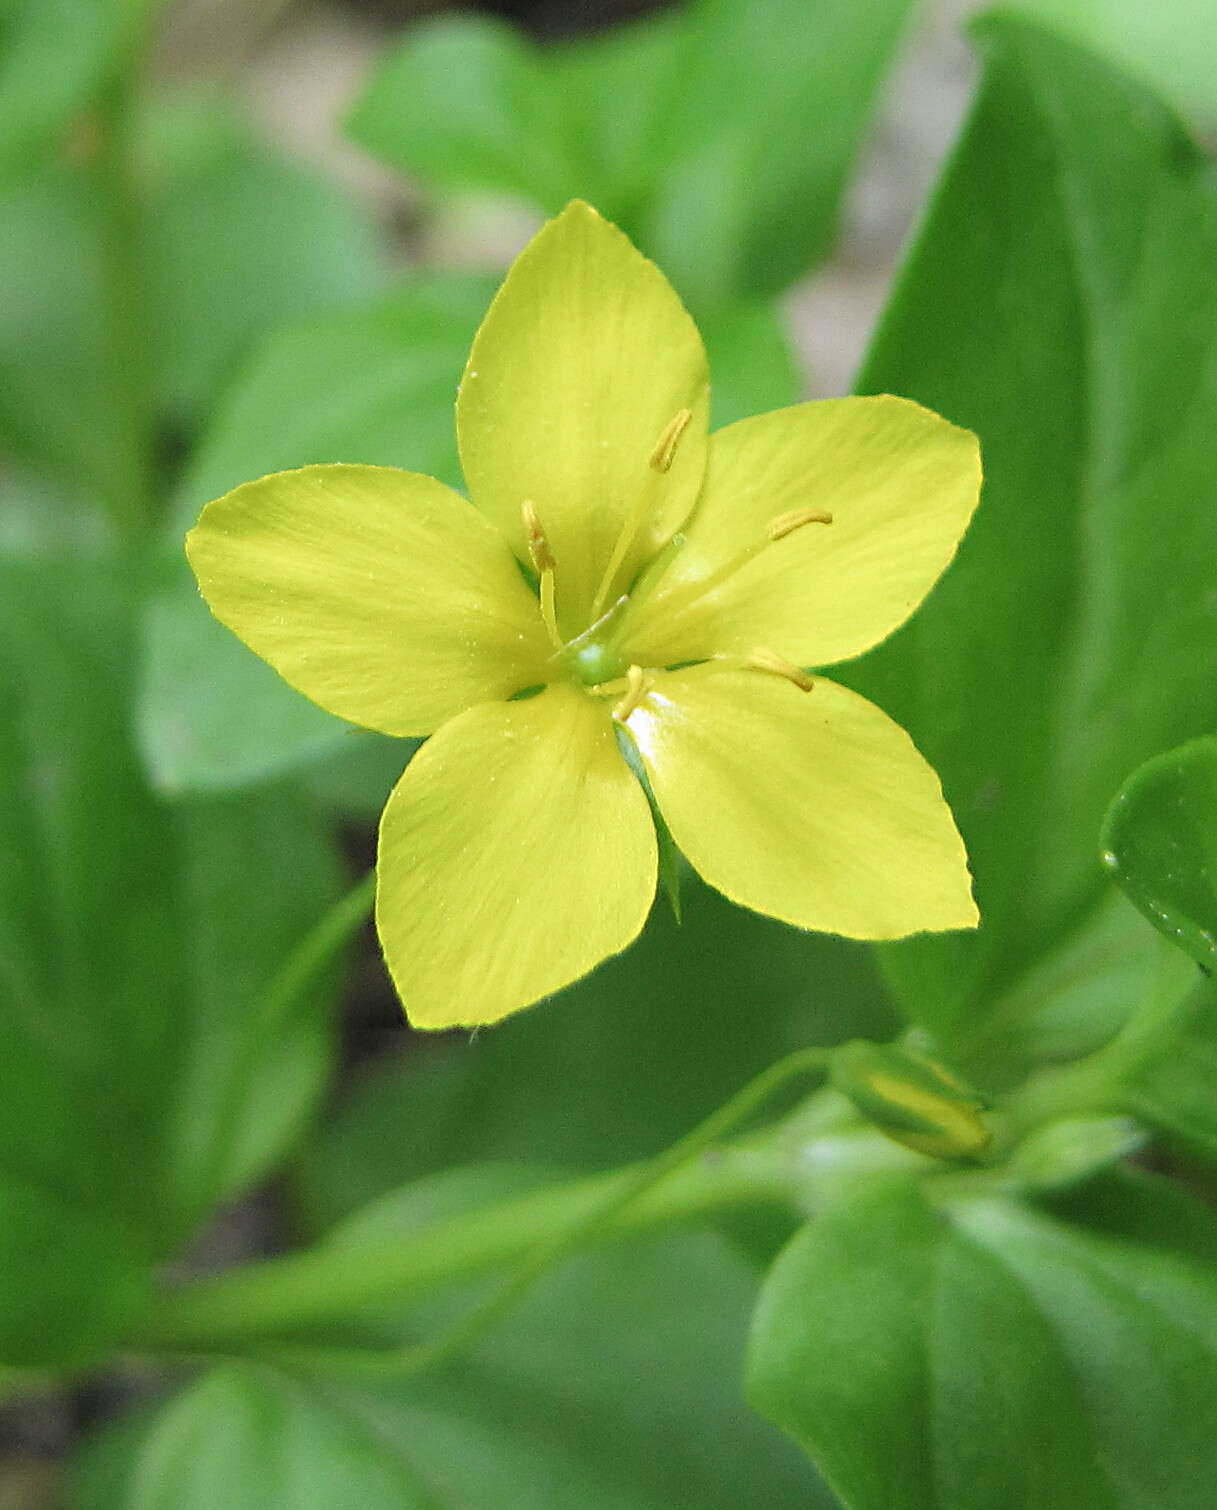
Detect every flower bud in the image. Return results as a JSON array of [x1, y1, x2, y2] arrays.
[[829, 1040, 991, 1161]]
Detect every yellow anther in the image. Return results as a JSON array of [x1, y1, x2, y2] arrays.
[[612, 664, 652, 722], [521, 499, 556, 574], [745, 648, 814, 692], [522, 500, 561, 649], [649, 407, 694, 473], [766, 507, 833, 541]]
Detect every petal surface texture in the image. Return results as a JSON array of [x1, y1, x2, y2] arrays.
[[376, 684, 658, 1029], [457, 201, 710, 634], [627, 669, 977, 939], [187, 464, 552, 737], [624, 396, 981, 669]]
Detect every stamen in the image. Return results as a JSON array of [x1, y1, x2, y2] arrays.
[[744, 648, 814, 692], [521, 498, 555, 573], [766, 507, 833, 540], [522, 500, 562, 650], [590, 407, 696, 619], [632, 507, 833, 630], [612, 664, 652, 722], [649, 407, 694, 473]]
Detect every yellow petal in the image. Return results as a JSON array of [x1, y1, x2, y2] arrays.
[[624, 396, 981, 668], [457, 202, 710, 634], [626, 668, 977, 939], [377, 684, 657, 1029], [187, 464, 552, 738]]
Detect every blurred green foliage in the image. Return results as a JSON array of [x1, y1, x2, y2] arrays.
[[3, 0, 1217, 1506]]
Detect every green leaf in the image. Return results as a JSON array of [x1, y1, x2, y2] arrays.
[[0, 1173, 148, 1369], [0, 167, 120, 505], [1010, 0, 1217, 122], [0, 103, 380, 513], [80, 1212, 832, 1507], [1102, 736, 1217, 970], [139, 275, 491, 793], [349, 0, 911, 305], [137, 585, 352, 795], [123, 1367, 440, 1509], [1112, 971, 1217, 1160], [0, 558, 342, 1252], [701, 300, 803, 427], [643, 0, 913, 302], [843, 17, 1217, 1051], [0, 0, 126, 181], [145, 106, 384, 428], [750, 1170, 1217, 1509], [348, 17, 581, 207]]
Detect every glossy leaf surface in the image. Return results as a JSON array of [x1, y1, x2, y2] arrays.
[[1102, 736, 1217, 970]]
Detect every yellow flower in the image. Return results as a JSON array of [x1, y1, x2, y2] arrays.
[[187, 202, 980, 1031]]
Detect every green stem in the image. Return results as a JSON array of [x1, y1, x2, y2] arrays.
[[202, 872, 376, 1206], [92, 12, 156, 539], [135, 1048, 834, 1360]]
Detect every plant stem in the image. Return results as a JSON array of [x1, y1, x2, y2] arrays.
[[201, 872, 377, 1208], [92, 19, 155, 540], [134, 1049, 835, 1358]]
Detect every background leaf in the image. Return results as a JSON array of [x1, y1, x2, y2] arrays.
[[0, 0, 127, 182], [1009, 0, 1217, 123], [1102, 736, 1217, 971], [840, 15, 1217, 1064], [749, 1169, 1217, 1509], [0, 557, 342, 1258], [0, 1173, 148, 1369], [0, 102, 380, 516], [348, 0, 912, 308], [76, 1180, 833, 1508]]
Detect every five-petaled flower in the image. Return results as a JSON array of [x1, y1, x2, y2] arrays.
[[188, 202, 981, 1031]]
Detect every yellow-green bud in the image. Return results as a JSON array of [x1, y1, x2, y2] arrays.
[[829, 1040, 991, 1161]]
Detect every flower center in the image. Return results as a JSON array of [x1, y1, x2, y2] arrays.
[[518, 441, 834, 716]]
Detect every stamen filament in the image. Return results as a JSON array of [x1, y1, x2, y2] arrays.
[[590, 407, 695, 620], [744, 648, 814, 692], [635, 507, 833, 629], [767, 507, 833, 540], [539, 569, 562, 651], [612, 664, 652, 722]]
